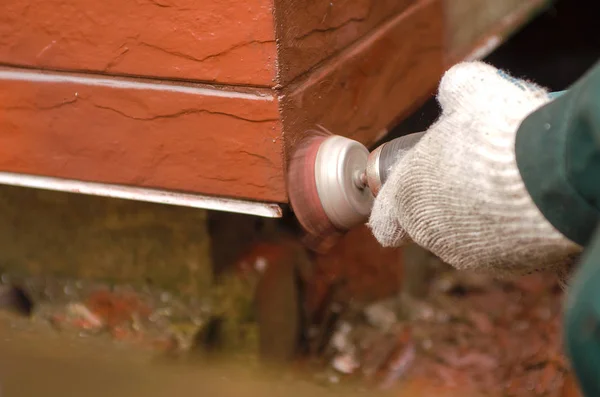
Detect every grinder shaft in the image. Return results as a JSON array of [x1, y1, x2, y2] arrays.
[[363, 131, 426, 196], [300, 130, 425, 238]]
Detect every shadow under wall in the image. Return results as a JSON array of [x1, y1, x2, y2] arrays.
[[385, 0, 600, 143]]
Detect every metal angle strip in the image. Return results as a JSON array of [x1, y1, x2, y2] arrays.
[[0, 172, 283, 218]]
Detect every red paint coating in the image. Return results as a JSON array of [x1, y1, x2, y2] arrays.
[[0, 74, 287, 202], [281, 0, 445, 157], [0, 0, 544, 204], [0, 0, 277, 86], [273, 0, 415, 84]]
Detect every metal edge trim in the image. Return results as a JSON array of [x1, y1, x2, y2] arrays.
[[0, 172, 283, 218]]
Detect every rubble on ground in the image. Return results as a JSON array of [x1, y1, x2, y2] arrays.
[[0, 237, 576, 397], [312, 271, 569, 396]]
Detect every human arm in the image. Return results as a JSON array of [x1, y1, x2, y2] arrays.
[[367, 61, 593, 277], [518, 61, 600, 397], [368, 60, 600, 396]]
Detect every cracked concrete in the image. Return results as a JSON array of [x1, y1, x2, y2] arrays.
[[104, 38, 276, 77], [92, 103, 280, 124], [293, 16, 369, 42]]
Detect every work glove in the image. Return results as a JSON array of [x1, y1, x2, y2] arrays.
[[368, 62, 582, 277]]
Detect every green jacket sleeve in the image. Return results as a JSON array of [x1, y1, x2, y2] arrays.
[[516, 61, 600, 246], [563, 227, 600, 397], [515, 62, 600, 397]]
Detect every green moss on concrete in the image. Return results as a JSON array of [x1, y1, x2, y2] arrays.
[[0, 186, 212, 298]]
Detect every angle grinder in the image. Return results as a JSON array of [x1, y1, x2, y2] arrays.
[[287, 128, 425, 252]]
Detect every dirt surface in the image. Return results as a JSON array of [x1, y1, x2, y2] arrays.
[[0, 316, 368, 397]]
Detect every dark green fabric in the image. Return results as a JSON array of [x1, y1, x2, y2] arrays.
[[564, 228, 600, 397], [515, 62, 600, 397], [516, 61, 600, 246]]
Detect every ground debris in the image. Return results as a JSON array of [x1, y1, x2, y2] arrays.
[[4, 275, 210, 352], [312, 270, 572, 396], [65, 302, 104, 331], [0, 250, 577, 397]]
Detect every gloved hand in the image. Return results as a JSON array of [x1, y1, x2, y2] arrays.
[[368, 62, 582, 277]]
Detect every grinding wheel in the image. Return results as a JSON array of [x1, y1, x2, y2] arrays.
[[287, 130, 373, 253]]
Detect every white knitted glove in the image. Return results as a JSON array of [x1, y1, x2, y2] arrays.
[[368, 62, 582, 277]]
